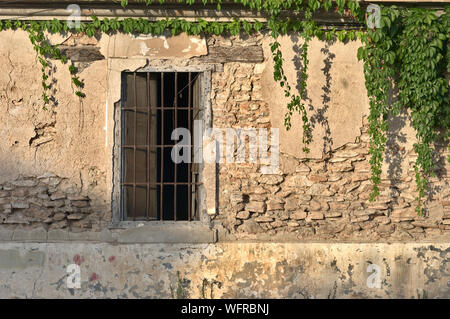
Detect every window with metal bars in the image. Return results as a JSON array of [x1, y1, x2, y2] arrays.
[[120, 71, 202, 221]]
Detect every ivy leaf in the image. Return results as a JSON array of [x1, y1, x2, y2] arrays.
[[4, 20, 12, 30], [101, 19, 110, 33], [50, 18, 62, 33], [110, 18, 121, 31], [91, 16, 101, 28], [242, 20, 251, 34], [72, 77, 83, 88], [357, 46, 365, 61], [14, 20, 22, 30]]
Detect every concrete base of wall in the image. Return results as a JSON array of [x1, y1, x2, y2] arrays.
[[0, 242, 448, 298]]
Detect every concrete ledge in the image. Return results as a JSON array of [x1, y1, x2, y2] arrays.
[[0, 224, 216, 244], [115, 223, 216, 244], [0, 229, 13, 241], [68, 229, 115, 242], [47, 229, 69, 241], [2, 226, 450, 244], [12, 228, 47, 242]]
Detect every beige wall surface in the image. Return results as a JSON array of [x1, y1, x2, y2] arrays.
[[0, 29, 448, 242], [0, 242, 448, 299]]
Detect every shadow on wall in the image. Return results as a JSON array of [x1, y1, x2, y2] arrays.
[[384, 85, 448, 209], [290, 33, 336, 156], [429, 134, 449, 203], [0, 149, 110, 230], [385, 104, 407, 210], [287, 34, 448, 212]]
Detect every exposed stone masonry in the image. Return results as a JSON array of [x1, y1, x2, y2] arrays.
[[209, 41, 450, 241], [0, 174, 93, 231]]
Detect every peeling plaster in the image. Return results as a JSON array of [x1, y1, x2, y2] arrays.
[[0, 242, 434, 299]]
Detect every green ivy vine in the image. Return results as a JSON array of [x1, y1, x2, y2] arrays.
[[11, 19, 85, 105], [0, 0, 448, 215], [357, 5, 449, 214]]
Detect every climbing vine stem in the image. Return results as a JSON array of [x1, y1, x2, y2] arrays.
[[357, 6, 399, 202], [396, 8, 449, 214]]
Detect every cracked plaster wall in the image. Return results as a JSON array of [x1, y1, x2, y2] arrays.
[[0, 29, 448, 240], [0, 25, 448, 299], [0, 242, 448, 299]]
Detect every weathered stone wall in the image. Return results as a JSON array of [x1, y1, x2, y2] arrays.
[[0, 174, 92, 230], [0, 29, 449, 242], [208, 35, 450, 242]]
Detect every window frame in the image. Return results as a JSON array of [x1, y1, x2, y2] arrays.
[[120, 71, 202, 222], [110, 63, 214, 232]]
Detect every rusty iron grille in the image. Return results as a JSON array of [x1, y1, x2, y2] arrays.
[[121, 71, 201, 221]]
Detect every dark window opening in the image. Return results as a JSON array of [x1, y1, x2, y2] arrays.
[[121, 71, 202, 221]]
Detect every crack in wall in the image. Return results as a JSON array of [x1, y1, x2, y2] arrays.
[[5, 51, 14, 112], [31, 243, 47, 298]]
